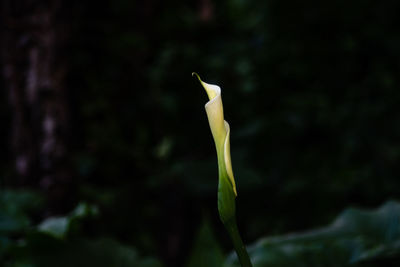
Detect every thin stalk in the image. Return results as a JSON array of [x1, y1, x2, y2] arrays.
[[225, 219, 253, 267]]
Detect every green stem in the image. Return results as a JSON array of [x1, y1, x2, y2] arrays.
[[225, 219, 253, 267]]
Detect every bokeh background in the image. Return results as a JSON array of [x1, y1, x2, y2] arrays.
[[1, 0, 400, 266]]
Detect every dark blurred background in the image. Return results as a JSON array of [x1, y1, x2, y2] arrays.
[[1, 0, 400, 266]]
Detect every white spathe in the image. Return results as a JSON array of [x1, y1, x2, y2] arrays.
[[193, 73, 237, 196]]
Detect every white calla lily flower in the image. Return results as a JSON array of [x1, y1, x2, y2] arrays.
[[193, 73, 253, 267], [193, 73, 237, 196]]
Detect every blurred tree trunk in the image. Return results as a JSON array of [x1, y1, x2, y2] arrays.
[[1, 0, 74, 213]]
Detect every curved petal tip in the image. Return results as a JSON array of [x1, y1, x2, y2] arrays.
[[192, 73, 220, 101]]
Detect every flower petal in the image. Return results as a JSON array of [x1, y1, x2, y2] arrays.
[[224, 121, 237, 196], [192, 72, 219, 100], [194, 73, 237, 197]]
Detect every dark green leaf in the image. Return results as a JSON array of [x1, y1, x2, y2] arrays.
[[226, 201, 400, 266]]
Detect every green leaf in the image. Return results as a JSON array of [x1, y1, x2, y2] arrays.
[[226, 201, 400, 266], [37, 217, 69, 239], [36, 202, 98, 239], [186, 218, 225, 267]]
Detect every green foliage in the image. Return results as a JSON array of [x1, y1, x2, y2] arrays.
[[9, 237, 162, 267], [0, 190, 43, 234], [186, 218, 225, 267], [226, 201, 400, 267], [37, 203, 98, 239], [0, 190, 161, 267]]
